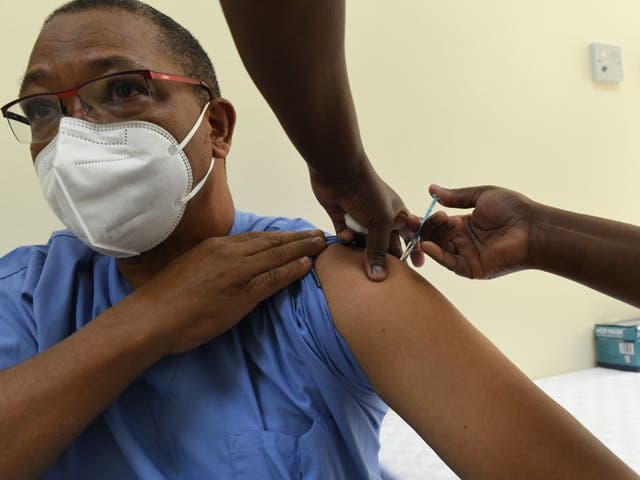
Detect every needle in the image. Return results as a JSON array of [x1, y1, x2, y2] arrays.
[[400, 194, 440, 263]]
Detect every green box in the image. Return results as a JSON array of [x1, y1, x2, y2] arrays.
[[594, 319, 640, 372]]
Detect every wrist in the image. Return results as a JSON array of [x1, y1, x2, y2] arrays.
[[106, 290, 174, 362], [526, 201, 565, 272], [307, 149, 371, 185]]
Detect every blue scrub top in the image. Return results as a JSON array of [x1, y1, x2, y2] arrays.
[[0, 211, 387, 479]]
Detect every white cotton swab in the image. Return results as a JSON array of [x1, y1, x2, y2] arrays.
[[344, 213, 369, 234]]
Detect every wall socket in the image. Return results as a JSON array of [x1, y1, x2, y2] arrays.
[[589, 43, 623, 84]]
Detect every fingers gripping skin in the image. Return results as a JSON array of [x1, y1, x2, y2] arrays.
[[140, 230, 327, 355], [309, 164, 422, 281], [420, 185, 533, 279]]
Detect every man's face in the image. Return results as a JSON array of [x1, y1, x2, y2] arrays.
[[24, 8, 214, 179], [20, 8, 237, 257]]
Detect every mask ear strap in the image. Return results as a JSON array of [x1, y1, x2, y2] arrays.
[[169, 101, 211, 155], [181, 157, 216, 204]]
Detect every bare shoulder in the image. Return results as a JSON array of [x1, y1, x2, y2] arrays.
[[316, 244, 426, 290], [314, 244, 466, 384], [314, 243, 437, 306], [314, 243, 457, 326]]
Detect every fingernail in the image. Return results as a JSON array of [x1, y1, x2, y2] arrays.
[[312, 236, 326, 245], [299, 256, 311, 265], [371, 265, 386, 280]]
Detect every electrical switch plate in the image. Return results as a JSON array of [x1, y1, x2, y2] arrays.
[[589, 43, 623, 84]]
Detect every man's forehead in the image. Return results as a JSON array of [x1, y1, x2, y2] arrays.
[[22, 9, 165, 94], [38, 8, 157, 47]]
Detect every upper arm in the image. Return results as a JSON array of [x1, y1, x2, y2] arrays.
[[314, 244, 636, 480], [315, 245, 495, 447]]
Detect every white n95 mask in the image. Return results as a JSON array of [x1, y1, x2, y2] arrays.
[[34, 102, 214, 257]]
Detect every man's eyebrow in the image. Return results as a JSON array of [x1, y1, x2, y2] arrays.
[[19, 70, 51, 96], [84, 55, 147, 73], [19, 55, 147, 96]]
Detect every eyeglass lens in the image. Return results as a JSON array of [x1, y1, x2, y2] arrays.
[[6, 73, 153, 144]]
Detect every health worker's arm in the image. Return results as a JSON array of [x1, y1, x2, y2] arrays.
[[422, 184, 640, 307], [315, 245, 638, 479], [219, 0, 420, 280], [0, 231, 326, 480]]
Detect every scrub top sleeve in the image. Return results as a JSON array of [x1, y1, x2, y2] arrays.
[[0, 270, 38, 370], [291, 271, 378, 399]]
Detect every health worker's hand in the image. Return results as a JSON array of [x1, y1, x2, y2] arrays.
[[420, 185, 533, 279], [136, 230, 327, 355], [309, 162, 422, 281]]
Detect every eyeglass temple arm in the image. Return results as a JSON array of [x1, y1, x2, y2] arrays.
[[4, 111, 29, 126]]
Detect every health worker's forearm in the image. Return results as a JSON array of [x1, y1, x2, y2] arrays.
[[219, 0, 368, 180], [529, 203, 640, 307]]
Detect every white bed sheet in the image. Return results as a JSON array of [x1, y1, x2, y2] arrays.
[[379, 367, 640, 479]]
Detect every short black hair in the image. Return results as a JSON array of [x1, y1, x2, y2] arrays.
[[45, 0, 221, 98]]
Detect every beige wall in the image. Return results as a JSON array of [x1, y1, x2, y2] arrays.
[[1, 0, 639, 378]]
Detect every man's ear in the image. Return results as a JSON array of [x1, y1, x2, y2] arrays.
[[207, 98, 236, 158]]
